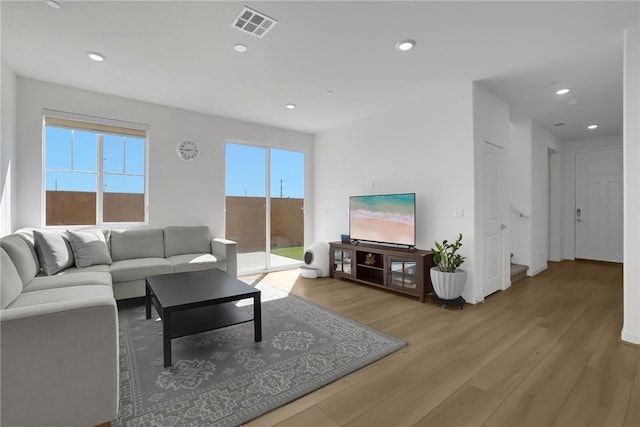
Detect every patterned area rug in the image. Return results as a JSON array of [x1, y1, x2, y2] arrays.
[[113, 280, 406, 427]]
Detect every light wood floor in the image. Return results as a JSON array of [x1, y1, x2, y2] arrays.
[[243, 260, 640, 427]]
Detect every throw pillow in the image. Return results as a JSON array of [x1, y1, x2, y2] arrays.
[[67, 229, 113, 268], [33, 230, 75, 275]]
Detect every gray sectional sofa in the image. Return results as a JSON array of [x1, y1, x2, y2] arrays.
[[0, 225, 237, 427]]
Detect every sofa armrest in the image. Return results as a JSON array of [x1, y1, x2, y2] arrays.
[[211, 238, 237, 278], [0, 296, 119, 426]]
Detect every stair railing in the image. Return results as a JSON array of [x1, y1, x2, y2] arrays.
[[510, 205, 530, 218]]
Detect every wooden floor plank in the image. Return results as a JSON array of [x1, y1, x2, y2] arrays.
[[244, 380, 352, 427], [243, 260, 638, 427], [270, 405, 340, 427], [625, 354, 640, 427], [483, 343, 592, 427], [469, 324, 561, 396], [413, 384, 503, 427]]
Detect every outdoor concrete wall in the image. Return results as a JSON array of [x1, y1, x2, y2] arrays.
[[271, 198, 304, 249], [225, 196, 303, 253], [46, 192, 302, 249], [46, 191, 144, 225]]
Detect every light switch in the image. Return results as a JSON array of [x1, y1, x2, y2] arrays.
[[454, 208, 464, 218]]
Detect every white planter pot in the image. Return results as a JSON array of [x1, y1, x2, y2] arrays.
[[430, 267, 467, 300]]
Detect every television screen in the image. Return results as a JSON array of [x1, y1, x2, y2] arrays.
[[349, 193, 416, 246]]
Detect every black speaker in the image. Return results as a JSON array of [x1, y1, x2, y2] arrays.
[[341, 234, 350, 243]]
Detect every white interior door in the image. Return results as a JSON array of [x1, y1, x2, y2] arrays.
[[575, 148, 623, 262], [483, 142, 506, 297]]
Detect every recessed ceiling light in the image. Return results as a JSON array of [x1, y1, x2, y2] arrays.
[[87, 51, 105, 62], [46, 0, 62, 9], [395, 39, 416, 51], [286, 104, 296, 110], [587, 124, 599, 130], [555, 88, 570, 95], [326, 90, 333, 95], [234, 44, 248, 53]]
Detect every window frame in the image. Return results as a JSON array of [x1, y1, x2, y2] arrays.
[[42, 109, 150, 228]]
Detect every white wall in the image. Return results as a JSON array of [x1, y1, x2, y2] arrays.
[[530, 122, 561, 275], [622, 25, 640, 345], [548, 146, 562, 262], [1, 61, 17, 237], [314, 82, 481, 302], [15, 78, 314, 242], [473, 83, 511, 296], [508, 120, 533, 267], [561, 134, 622, 260]]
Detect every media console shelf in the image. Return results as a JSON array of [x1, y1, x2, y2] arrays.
[[329, 241, 435, 303]]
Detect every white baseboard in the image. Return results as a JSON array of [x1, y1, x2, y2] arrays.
[[528, 264, 548, 276], [621, 330, 640, 345]]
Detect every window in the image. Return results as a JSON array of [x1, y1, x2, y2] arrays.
[[43, 113, 148, 226]]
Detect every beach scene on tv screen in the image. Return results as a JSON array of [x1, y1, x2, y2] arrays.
[[350, 194, 415, 245]]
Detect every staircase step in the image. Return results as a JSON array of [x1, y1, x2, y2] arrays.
[[510, 263, 528, 283]]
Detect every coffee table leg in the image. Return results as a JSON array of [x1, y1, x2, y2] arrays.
[[163, 312, 172, 367], [254, 294, 262, 342], [145, 282, 151, 319]]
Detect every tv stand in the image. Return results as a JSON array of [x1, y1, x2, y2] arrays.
[[329, 241, 435, 303]]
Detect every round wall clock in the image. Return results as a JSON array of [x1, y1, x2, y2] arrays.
[[177, 140, 199, 161]]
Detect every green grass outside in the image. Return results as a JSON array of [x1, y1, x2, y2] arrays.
[[271, 246, 304, 261]]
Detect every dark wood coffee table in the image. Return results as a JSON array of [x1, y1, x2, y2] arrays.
[[145, 268, 261, 367]]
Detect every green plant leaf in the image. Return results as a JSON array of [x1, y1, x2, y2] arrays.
[[432, 234, 465, 272]]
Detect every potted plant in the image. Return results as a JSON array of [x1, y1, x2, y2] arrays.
[[430, 233, 467, 307]]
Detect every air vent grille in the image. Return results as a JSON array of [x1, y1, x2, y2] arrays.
[[232, 6, 277, 38]]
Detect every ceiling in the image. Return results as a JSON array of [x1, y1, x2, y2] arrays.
[[2, 1, 639, 141]]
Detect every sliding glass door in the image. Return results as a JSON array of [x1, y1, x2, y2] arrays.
[[225, 142, 304, 274], [269, 148, 305, 268]]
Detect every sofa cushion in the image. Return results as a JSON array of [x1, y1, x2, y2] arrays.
[[109, 258, 173, 283], [164, 226, 211, 257], [82, 228, 112, 253], [167, 253, 223, 273], [33, 230, 75, 275], [110, 228, 164, 261], [5, 284, 114, 309], [67, 230, 113, 268], [24, 272, 112, 293], [0, 234, 39, 285], [1, 249, 23, 309], [57, 264, 110, 274]]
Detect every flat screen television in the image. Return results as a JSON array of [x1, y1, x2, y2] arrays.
[[349, 193, 416, 247]]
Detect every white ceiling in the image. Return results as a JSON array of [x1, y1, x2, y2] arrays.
[[2, 1, 639, 141]]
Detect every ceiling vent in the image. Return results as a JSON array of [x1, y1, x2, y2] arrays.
[[232, 6, 277, 38]]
